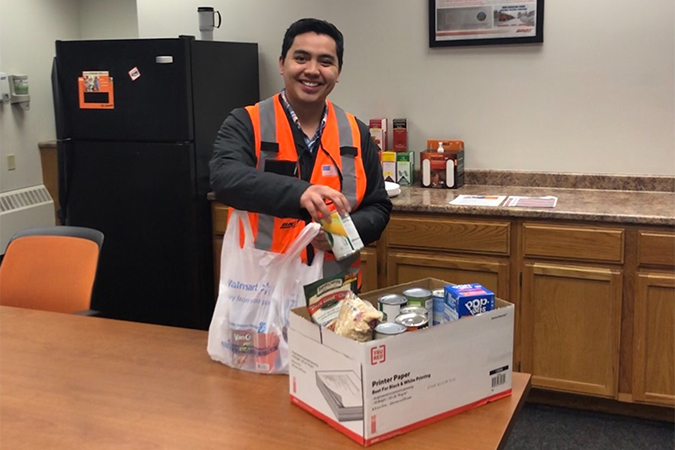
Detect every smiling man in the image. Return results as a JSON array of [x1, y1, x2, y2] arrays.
[[209, 18, 391, 283]]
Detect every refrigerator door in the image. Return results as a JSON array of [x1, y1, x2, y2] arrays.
[[65, 141, 207, 328], [55, 38, 193, 142]]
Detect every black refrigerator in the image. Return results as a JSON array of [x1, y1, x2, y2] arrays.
[[52, 36, 259, 329]]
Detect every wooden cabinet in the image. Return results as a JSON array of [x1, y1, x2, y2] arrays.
[[387, 250, 509, 299], [360, 247, 379, 294], [521, 262, 622, 397], [632, 230, 675, 406]]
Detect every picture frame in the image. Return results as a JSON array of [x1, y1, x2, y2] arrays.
[[429, 0, 544, 48]]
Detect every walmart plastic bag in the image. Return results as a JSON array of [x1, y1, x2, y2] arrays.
[[207, 209, 323, 374]]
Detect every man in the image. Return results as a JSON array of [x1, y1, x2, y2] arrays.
[[209, 18, 391, 282]]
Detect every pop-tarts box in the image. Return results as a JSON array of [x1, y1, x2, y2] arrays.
[[289, 278, 514, 446], [444, 283, 495, 322]]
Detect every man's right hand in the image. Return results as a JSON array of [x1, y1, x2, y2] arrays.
[[300, 185, 350, 223]]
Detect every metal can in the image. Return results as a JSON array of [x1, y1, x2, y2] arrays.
[[398, 305, 428, 317], [395, 312, 429, 331], [320, 211, 365, 261], [402, 287, 433, 326], [377, 294, 408, 322], [432, 288, 446, 326], [374, 322, 407, 339]]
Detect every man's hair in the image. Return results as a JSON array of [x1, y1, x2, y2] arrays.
[[281, 18, 344, 70]]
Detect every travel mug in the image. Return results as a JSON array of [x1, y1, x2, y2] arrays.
[[198, 6, 221, 41]]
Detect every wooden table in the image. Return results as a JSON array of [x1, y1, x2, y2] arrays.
[[0, 306, 531, 449]]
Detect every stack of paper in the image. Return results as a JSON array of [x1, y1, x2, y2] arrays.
[[449, 195, 506, 207], [503, 196, 558, 208], [315, 370, 364, 422]]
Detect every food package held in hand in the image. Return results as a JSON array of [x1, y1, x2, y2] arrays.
[[332, 292, 383, 342], [320, 211, 364, 261], [305, 269, 359, 327]]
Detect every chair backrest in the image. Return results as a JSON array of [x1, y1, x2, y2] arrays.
[[0, 226, 104, 314]]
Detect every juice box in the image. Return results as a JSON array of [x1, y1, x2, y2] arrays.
[[320, 211, 364, 261], [444, 283, 495, 321]]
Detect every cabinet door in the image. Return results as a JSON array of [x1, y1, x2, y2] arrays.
[[360, 247, 379, 294], [633, 272, 675, 406], [521, 262, 622, 397], [387, 250, 509, 299]]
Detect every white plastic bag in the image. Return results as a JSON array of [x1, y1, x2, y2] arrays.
[[207, 209, 323, 374]]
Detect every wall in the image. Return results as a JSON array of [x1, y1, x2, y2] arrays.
[[0, 0, 137, 195], [138, 0, 675, 176], [0, 0, 80, 193]]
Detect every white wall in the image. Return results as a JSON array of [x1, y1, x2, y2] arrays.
[[138, 0, 675, 176], [80, 0, 138, 40]]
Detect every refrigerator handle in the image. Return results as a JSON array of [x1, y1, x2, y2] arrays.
[[51, 57, 69, 225]]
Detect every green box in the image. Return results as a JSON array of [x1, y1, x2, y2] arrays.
[[396, 151, 414, 186]]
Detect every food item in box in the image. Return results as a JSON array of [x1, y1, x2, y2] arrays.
[[374, 322, 407, 339], [444, 283, 495, 321], [402, 287, 433, 326], [377, 294, 408, 322], [395, 311, 429, 331], [305, 269, 359, 326], [332, 292, 383, 342]]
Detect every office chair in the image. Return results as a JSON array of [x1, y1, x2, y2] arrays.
[[0, 226, 104, 314]]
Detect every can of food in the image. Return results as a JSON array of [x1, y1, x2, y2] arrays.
[[320, 211, 365, 261], [395, 312, 429, 331], [402, 287, 433, 326], [377, 294, 408, 322], [432, 288, 446, 326], [374, 322, 407, 339], [398, 305, 428, 317]]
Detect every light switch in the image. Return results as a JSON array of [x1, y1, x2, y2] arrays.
[[7, 154, 16, 170]]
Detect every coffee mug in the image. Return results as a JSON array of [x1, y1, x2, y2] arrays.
[[198, 6, 222, 41]]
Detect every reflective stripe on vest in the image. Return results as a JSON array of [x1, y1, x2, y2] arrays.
[[243, 95, 366, 275]]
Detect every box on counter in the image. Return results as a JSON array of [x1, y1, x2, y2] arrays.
[[420, 140, 464, 189], [444, 283, 495, 322], [395, 151, 414, 186], [392, 118, 407, 152], [289, 278, 514, 447], [381, 151, 396, 183], [369, 118, 388, 152]]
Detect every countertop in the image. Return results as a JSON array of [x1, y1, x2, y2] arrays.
[[391, 185, 675, 226]]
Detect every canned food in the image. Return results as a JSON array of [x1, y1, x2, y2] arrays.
[[432, 288, 446, 326], [378, 294, 408, 322], [320, 211, 364, 261], [395, 312, 429, 331], [398, 305, 428, 317], [374, 322, 407, 339], [402, 287, 434, 326]]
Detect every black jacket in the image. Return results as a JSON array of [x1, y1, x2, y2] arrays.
[[209, 97, 392, 246]]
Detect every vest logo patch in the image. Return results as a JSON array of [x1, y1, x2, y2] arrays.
[[322, 164, 338, 177], [279, 220, 299, 229]]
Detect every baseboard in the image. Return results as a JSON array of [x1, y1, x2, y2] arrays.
[[527, 388, 675, 423]]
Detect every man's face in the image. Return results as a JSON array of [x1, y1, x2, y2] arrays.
[[279, 32, 340, 111]]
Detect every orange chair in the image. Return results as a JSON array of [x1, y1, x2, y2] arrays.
[[0, 226, 104, 314]]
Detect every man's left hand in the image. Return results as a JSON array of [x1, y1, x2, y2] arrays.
[[311, 230, 332, 252]]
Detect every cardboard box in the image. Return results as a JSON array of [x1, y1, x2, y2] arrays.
[[381, 151, 396, 183], [395, 151, 414, 186], [289, 278, 514, 446], [392, 118, 407, 152], [369, 118, 388, 151]]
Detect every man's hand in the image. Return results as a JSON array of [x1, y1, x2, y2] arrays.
[[300, 185, 350, 223], [311, 230, 332, 252]]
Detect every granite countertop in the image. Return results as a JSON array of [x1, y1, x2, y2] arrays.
[[208, 170, 675, 227]]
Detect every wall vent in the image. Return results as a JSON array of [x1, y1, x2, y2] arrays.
[[0, 185, 52, 214]]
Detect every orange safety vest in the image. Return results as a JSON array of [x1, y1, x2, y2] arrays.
[[235, 94, 367, 280]]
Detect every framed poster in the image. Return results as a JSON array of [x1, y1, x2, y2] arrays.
[[429, 0, 544, 48]]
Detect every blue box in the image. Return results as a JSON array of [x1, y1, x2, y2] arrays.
[[444, 283, 495, 321]]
